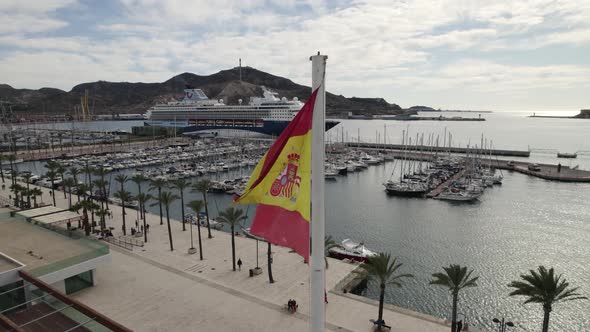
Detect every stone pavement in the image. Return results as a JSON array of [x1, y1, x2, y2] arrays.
[[1, 181, 455, 332]]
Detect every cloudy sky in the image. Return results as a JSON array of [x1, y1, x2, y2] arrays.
[[1, 0, 589, 111]]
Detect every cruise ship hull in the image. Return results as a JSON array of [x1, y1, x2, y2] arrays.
[[144, 119, 339, 136]]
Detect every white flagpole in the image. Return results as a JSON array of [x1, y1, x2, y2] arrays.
[[310, 53, 327, 332]]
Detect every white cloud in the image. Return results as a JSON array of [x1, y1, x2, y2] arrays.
[[0, 0, 75, 35], [0, 0, 76, 13], [0, 14, 68, 34], [0, 0, 589, 110]]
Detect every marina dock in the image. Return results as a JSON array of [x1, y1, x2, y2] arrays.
[[486, 160, 590, 182], [352, 147, 590, 183], [348, 142, 531, 157], [426, 170, 465, 198]]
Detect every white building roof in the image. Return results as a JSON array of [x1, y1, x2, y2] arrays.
[[16, 206, 64, 218]]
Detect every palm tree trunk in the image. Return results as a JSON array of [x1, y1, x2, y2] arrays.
[[181, 192, 186, 231], [158, 188, 163, 225], [142, 206, 148, 243], [0, 158, 4, 183], [121, 204, 126, 235], [166, 206, 173, 251], [26, 182, 31, 207], [62, 180, 67, 199], [196, 218, 203, 260], [103, 185, 109, 210], [542, 306, 551, 332], [203, 193, 212, 238], [378, 283, 385, 327], [51, 180, 56, 206], [451, 293, 458, 332], [9, 160, 14, 185], [231, 224, 236, 271], [68, 189, 72, 208], [90, 210, 96, 232], [83, 208, 90, 236], [189, 214, 194, 248], [267, 242, 274, 283]]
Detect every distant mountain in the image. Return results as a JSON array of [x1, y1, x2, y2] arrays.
[[0, 67, 402, 118], [574, 109, 590, 119], [407, 105, 436, 111]]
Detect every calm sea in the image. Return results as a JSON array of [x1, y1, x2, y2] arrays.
[[15, 112, 590, 331]]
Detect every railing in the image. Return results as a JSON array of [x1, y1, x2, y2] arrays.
[[103, 235, 144, 251], [103, 236, 134, 251]]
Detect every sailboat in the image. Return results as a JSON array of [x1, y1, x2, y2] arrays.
[[382, 130, 428, 197]]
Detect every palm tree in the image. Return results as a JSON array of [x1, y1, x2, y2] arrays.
[[22, 173, 33, 207], [325, 235, 338, 269], [192, 179, 213, 238], [7, 154, 17, 185], [430, 265, 479, 332], [216, 207, 247, 271], [82, 161, 93, 186], [508, 266, 587, 332], [186, 200, 204, 260], [68, 167, 81, 202], [76, 183, 90, 200], [149, 178, 166, 225], [113, 189, 133, 235], [55, 163, 67, 199], [93, 167, 109, 209], [358, 253, 413, 329], [170, 178, 190, 231], [71, 200, 99, 235], [115, 174, 128, 191], [9, 183, 22, 207], [135, 192, 152, 243], [95, 208, 109, 232], [46, 170, 58, 206], [131, 173, 147, 219], [92, 178, 108, 205], [151, 191, 178, 251], [62, 177, 77, 209], [29, 187, 43, 207]]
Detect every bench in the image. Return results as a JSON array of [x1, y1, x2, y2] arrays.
[[369, 319, 391, 331]]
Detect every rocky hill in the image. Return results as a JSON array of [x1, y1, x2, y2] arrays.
[[574, 109, 590, 119], [0, 67, 402, 117]]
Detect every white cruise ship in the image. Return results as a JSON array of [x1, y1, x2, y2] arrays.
[[144, 86, 338, 136]]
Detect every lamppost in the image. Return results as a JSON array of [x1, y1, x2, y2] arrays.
[[493, 317, 514, 332]]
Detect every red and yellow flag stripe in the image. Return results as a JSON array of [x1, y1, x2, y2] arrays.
[[234, 89, 318, 260]]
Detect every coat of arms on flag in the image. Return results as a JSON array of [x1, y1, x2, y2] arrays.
[[234, 89, 319, 260]]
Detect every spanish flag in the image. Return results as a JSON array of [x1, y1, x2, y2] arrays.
[[234, 88, 318, 261]]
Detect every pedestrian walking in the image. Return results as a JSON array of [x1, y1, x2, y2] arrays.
[[146, 224, 150, 233], [237, 258, 243, 271], [456, 320, 463, 332]]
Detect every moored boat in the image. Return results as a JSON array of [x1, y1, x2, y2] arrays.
[[328, 239, 377, 262]]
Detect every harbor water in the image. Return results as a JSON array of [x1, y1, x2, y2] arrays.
[[13, 111, 590, 331]]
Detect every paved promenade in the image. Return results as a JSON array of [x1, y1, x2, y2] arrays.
[[1, 181, 455, 332]]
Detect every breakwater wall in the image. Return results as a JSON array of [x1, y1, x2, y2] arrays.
[[347, 142, 531, 157]]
